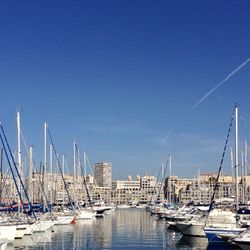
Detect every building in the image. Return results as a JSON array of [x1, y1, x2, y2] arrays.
[[91, 186, 112, 204], [167, 173, 237, 204], [94, 162, 112, 188], [112, 180, 140, 190], [140, 175, 164, 203], [111, 179, 141, 205], [9, 167, 250, 207], [164, 176, 193, 203]]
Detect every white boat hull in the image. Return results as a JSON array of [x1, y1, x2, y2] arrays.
[[15, 224, 27, 239], [116, 205, 131, 209], [0, 242, 7, 250], [77, 210, 96, 220], [175, 222, 205, 237], [54, 215, 74, 225], [33, 220, 53, 233], [0, 224, 16, 242], [24, 223, 34, 235]]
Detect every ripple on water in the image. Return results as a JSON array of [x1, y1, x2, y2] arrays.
[[5, 209, 241, 249]]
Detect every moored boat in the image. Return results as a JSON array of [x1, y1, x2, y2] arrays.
[[77, 209, 96, 220], [0, 223, 16, 243], [229, 227, 250, 250], [54, 214, 75, 225], [203, 224, 246, 245]]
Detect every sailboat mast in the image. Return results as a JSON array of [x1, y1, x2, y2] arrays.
[[245, 141, 248, 202], [245, 142, 248, 174], [44, 122, 47, 211], [84, 151, 87, 203], [50, 144, 53, 208], [29, 145, 33, 205], [76, 149, 80, 203], [62, 154, 65, 206], [84, 151, 87, 180], [73, 141, 76, 201], [169, 155, 172, 204], [235, 105, 239, 212], [230, 147, 234, 182], [161, 162, 164, 202], [0, 148, 3, 203], [17, 111, 21, 215], [56, 153, 59, 208], [241, 151, 245, 204]]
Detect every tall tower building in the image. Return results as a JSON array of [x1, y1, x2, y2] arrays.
[[94, 162, 112, 188]]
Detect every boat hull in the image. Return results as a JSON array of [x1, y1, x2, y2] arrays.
[[175, 222, 205, 237], [204, 227, 245, 244], [232, 241, 250, 250], [24, 223, 34, 235], [0, 224, 16, 242], [33, 220, 53, 233], [54, 215, 74, 225], [77, 209, 96, 220], [15, 224, 27, 239]]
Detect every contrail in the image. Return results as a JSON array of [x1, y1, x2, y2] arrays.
[[162, 122, 178, 145], [189, 58, 250, 112], [161, 58, 250, 146]]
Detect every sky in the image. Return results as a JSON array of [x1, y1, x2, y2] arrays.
[[0, 1, 250, 180]]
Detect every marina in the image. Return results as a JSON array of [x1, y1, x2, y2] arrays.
[[0, 106, 249, 249], [3, 208, 242, 249], [0, 1, 250, 249], [1, 208, 244, 250]]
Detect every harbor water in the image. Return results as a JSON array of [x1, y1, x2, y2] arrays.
[[7, 208, 240, 249]]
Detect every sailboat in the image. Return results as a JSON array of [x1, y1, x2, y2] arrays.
[[46, 125, 75, 225], [203, 105, 246, 244], [0, 112, 37, 240], [31, 123, 55, 233], [81, 150, 112, 217], [73, 144, 96, 220]]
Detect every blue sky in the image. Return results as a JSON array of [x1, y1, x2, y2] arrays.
[[0, 1, 250, 180]]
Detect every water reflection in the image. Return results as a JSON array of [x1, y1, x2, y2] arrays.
[[177, 235, 208, 249], [3, 209, 243, 249], [6, 230, 54, 249], [73, 220, 94, 249]]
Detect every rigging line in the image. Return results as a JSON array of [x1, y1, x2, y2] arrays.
[[205, 106, 235, 225], [75, 144, 94, 210], [157, 160, 169, 202], [150, 164, 164, 203], [0, 127, 32, 220], [85, 153, 94, 177], [46, 126, 75, 213], [2, 148, 22, 202], [2, 181, 13, 208], [77, 147, 87, 208], [85, 153, 104, 200], [0, 148, 3, 202], [20, 128, 31, 178], [0, 167, 11, 203], [63, 156, 70, 175], [238, 115, 250, 175], [0, 123, 36, 219], [63, 155, 79, 208], [20, 128, 51, 212]]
